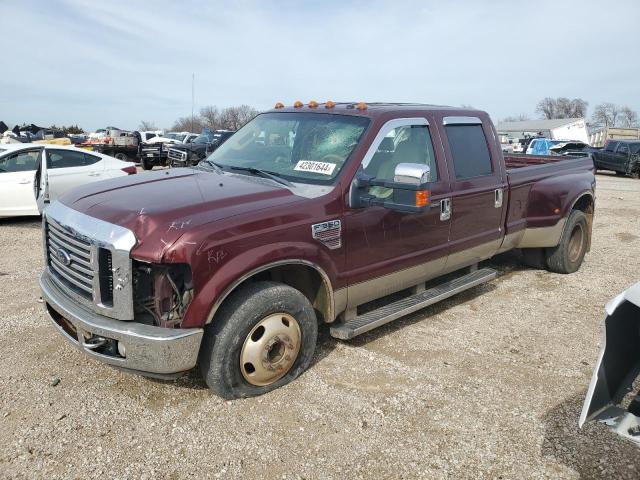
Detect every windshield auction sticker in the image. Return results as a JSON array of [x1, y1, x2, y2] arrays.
[[294, 160, 336, 175]]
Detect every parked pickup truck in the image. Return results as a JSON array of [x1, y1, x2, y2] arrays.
[[590, 140, 640, 178], [167, 130, 234, 167], [39, 102, 596, 399], [139, 132, 199, 170]]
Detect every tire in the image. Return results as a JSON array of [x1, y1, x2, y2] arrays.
[[188, 153, 200, 166], [114, 152, 129, 162], [521, 248, 547, 269], [545, 210, 589, 274], [141, 158, 153, 170], [198, 281, 318, 399]]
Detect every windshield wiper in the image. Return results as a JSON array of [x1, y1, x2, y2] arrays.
[[229, 166, 293, 187], [200, 159, 224, 173]]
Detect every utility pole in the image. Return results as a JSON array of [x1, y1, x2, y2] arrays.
[[191, 73, 196, 133], [191, 73, 195, 132]]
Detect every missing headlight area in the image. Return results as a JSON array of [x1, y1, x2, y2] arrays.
[[133, 262, 193, 327]]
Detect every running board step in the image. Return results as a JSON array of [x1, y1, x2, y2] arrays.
[[330, 267, 497, 340]]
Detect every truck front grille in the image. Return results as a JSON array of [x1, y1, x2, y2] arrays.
[[46, 220, 95, 301], [168, 149, 187, 163], [42, 202, 136, 320]]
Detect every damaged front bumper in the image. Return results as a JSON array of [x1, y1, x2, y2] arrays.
[[40, 270, 203, 378], [580, 281, 640, 445]]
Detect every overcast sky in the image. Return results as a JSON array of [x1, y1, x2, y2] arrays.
[[1, 0, 639, 131]]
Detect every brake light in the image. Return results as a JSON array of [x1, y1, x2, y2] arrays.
[[415, 190, 429, 207], [121, 166, 137, 175]]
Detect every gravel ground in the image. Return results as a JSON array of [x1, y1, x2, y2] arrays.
[[1, 172, 639, 479]]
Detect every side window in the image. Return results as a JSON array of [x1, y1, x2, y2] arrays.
[[364, 125, 438, 181], [83, 153, 101, 166], [617, 143, 629, 154], [0, 150, 39, 173], [445, 124, 493, 180], [364, 125, 437, 199], [47, 149, 88, 169], [605, 141, 618, 152]]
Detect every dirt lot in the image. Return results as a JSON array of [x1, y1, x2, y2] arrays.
[[1, 172, 639, 479]]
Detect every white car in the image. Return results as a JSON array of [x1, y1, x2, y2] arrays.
[[0, 144, 136, 218]]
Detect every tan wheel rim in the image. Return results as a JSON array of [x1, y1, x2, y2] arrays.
[[567, 223, 585, 263], [240, 313, 301, 386]]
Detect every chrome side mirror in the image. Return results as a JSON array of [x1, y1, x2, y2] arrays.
[[394, 163, 431, 185]]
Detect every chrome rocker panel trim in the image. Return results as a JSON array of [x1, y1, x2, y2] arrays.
[[40, 270, 203, 376]]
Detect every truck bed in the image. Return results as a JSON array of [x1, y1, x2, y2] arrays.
[[505, 153, 594, 184], [504, 153, 589, 169]]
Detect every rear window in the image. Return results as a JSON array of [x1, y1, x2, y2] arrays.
[[631, 143, 640, 154], [445, 124, 493, 180]]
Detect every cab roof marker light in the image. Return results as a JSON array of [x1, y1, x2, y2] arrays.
[[325, 101, 336, 108], [308, 100, 318, 108], [274, 102, 284, 109], [356, 102, 368, 110], [293, 101, 303, 108]]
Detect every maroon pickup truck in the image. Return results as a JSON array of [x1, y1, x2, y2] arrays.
[[39, 102, 596, 398]]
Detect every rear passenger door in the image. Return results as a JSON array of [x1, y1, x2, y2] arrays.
[[613, 143, 630, 172], [440, 116, 506, 271], [46, 149, 105, 201], [598, 141, 618, 170], [0, 148, 41, 216]]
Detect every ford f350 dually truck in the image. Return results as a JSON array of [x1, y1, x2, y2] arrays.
[[39, 102, 596, 398]]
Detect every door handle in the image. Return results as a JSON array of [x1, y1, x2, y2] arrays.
[[88, 173, 101, 177], [494, 188, 503, 208], [18, 179, 31, 184], [440, 198, 451, 221]]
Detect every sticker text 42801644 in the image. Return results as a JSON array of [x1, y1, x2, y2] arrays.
[[294, 161, 337, 175]]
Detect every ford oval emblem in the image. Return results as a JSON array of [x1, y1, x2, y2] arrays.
[[56, 248, 72, 266]]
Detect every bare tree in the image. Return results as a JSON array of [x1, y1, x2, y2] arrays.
[[535, 97, 557, 119], [570, 98, 588, 118], [171, 105, 260, 133], [172, 116, 204, 133], [502, 114, 530, 122], [619, 106, 639, 128], [138, 120, 158, 131], [220, 105, 259, 130], [200, 106, 222, 130], [591, 103, 620, 128], [536, 97, 588, 119]]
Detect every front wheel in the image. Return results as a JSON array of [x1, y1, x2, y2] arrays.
[[198, 281, 318, 399], [545, 210, 589, 274], [141, 158, 153, 170], [114, 152, 129, 162]]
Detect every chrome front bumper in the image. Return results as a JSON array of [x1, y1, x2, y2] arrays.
[[40, 270, 203, 377]]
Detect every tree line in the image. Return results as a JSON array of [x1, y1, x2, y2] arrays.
[[140, 105, 260, 134], [503, 97, 638, 128]]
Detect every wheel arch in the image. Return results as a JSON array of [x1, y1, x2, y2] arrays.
[[566, 191, 595, 251], [205, 260, 336, 326]]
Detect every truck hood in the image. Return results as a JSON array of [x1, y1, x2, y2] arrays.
[[58, 168, 301, 261]]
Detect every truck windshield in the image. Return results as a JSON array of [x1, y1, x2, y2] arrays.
[[206, 112, 370, 184]]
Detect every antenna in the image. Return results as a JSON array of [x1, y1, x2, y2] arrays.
[[191, 73, 195, 132]]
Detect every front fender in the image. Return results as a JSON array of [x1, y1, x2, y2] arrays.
[[181, 241, 339, 328]]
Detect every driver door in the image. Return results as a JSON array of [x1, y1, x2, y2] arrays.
[[343, 117, 452, 309], [0, 148, 42, 217]]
